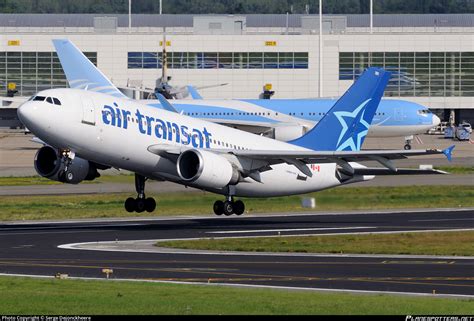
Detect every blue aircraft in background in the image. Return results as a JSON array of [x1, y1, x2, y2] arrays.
[[53, 39, 440, 150]]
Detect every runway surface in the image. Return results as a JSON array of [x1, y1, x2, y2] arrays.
[[0, 209, 473, 297]]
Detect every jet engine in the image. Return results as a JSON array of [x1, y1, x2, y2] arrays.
[[177, 149, 240, 189], [265, 125, 307, 142], [34, 146, 100, 184]]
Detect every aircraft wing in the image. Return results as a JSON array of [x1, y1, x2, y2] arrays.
[[215, 148, 451, 162], [209, 146, 453, 176], [205, 118, 275, 134], [352, 168, 447, 175], [148, 144, 454, 178]]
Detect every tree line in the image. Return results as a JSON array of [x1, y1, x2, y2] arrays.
[[1, 0, 474, 14]]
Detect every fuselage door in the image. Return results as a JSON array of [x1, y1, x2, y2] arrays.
[[82, 96, 96, 125]]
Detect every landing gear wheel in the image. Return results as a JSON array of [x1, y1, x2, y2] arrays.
[[145, 197, 156, 212], [213, 200, 224, 215], [233, 200, 245, 215], [64, 170, 75, 183], [404, 144, 411, 150], [223, 201, 234, 216], [124, 197, 135, 213], [135, 198, 146, 213], [123, 174, 157, 213], [58, 170, 66, 182]]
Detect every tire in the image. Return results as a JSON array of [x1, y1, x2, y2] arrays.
[[124, 197, 136, 212], [64, 171, 74, 183], [145, 197, 156, 212], [223, 201, 234, 216], [58, 170, 66, 182], [135, 198, 146, 213], [404, 144, 411, 150], [213, 200, 224, 215], [233, 200, 245, 215]]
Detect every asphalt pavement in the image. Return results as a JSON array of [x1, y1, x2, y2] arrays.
[[0, 209, 473, 297]]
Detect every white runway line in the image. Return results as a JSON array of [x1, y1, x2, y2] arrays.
[[206, 226, 376, 234]]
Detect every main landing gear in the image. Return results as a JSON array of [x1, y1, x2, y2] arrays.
[[213, 196, 245, 216], [124, 174, 156, 213], [404, 135, 413, 150]]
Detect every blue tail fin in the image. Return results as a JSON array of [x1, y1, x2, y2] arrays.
[[52, 39, 126, 99], [289, 67, 391, 151]]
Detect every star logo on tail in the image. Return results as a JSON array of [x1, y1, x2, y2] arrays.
[[334, 99, 371, 151]]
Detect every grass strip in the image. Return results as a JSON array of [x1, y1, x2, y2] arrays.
[[434, 166, 474, 174], [159, 230, 474, 256], [1, 165, 473, 186], [0, 186, 472, 221], [0, 174, 135, 186], [0, 276, 472, 314]]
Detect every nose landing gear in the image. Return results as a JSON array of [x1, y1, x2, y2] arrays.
[[124, 174, 156, 213], [213, 197, 245, 216]]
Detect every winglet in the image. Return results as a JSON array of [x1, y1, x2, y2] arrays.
[[156, 93, 178, 113], [442, 145, 455, 162], [187, 85, 203, 99]]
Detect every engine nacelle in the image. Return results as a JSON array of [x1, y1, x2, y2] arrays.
[[266, 126, 307, 142], [34, 146, 99, 184], [177, 149, 239, 189]]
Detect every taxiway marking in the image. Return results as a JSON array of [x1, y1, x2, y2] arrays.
[[206, 226, 376, 234]]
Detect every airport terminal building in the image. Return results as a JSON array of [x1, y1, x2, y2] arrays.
[[1, 13, 474, 126]]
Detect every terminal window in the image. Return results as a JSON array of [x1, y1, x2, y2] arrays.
[[340, 51, 474, 97], [128, 52, 308, 69], [0, 51, 97, 96]]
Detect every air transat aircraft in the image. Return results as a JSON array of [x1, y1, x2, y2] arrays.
[[53, 39, 440, 150], [18, 64, 453, 216]]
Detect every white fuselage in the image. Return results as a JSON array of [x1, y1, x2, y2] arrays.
[[19, 89, 372, 197]]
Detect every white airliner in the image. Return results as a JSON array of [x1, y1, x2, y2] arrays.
[[18, 67, 453, 216], [52, 39, 440, 150]]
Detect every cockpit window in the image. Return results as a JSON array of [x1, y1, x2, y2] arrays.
[[33, 96, 46, 101], [46, 97, 53, 104], [417, 109, 430, 115], [53, 98, 61, 105]]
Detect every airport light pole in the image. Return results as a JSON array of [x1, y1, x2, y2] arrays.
[[370, 0, 373, 33], [319, 0, 323, 97], [128, 0, 132, 33]]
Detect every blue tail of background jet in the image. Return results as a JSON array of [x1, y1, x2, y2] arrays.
[[289, 67, 391, 151], [52, 39, 126, 99]]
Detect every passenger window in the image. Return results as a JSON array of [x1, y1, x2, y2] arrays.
[[52, 98, 61, 105], [46, 97, 53, 104]]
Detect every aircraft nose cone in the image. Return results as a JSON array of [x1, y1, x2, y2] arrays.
[[17, 102, 38, 129], [432, 114, 441, 126]]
